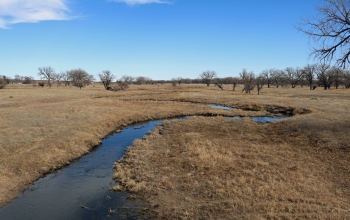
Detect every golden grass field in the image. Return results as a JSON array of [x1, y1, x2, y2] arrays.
[[0, 83, 349, 219]]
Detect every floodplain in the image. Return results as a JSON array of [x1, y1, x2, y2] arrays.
[[0, 83, 349, 219]]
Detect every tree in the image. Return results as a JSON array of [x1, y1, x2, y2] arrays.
[[99, 70, 115, 90], [69, 68, 91, 90], [14, 75, 22, 84], [182, 78, 192, 84], [54, 72, 65, 87], [23, 76, 34, 84], [332, 67, 344, 89], [304, 64, 317, 90], [176, 77, 183, 85], [171, 78, 177, 87], [200, 70, 217, 86], [62, 71, 71, 86], [256, 74, 265, 95], [261, 69, 272, 88], [120, 75, 134, 84], [298, 0, 350, 68], [113, 75, 133, 91], [240, 69, 255, 94], [315, 64, 333, 90], [285, 67, 304, 88], [344, 70, 350, 88], [84, 74, 95, 86], [38, 66, 55, 87], [213, 78, 224, 90], [270, 69, 284, 88], [144, 77, 153, 84], [135, 76, 147, 85]]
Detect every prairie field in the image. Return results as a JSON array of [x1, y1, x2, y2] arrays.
[[0, 83, 349, 219]]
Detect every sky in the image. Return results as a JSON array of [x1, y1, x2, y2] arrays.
[[0, 0, 322, 80]]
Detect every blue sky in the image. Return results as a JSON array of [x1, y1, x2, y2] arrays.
[[0, 0, 321, 80]]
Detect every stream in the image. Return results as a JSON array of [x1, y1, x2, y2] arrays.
[[0, 107, 290, 220]]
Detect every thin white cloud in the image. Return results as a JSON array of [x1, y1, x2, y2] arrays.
[[111, 0, 171, 6], [0, 0, 71, 28]]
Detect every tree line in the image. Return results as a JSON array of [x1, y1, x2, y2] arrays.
[[196, 64, 350, 95], [1, 64, 350, 92]]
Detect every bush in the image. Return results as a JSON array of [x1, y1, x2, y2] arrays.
[[112, 81, 129, 91]]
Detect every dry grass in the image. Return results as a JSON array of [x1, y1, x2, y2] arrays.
[[114, 117, 350, 219], [1, 83, 350, 219], [0, 83, 265, 207]]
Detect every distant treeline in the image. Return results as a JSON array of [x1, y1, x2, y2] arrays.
[[1, 64, 350, 91]]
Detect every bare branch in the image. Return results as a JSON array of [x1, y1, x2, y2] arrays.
[[297, 0, 350, 67]]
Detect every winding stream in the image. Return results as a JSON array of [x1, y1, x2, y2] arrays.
[[0, 108, 290, 219]]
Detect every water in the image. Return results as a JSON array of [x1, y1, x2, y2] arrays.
[[0, 120, 165, 220], [207, 104, 234, 110], [0, 113, 290, 220], [250, 115, 290, 123]]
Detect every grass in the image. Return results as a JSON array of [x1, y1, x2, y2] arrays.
[[114, 117, 350, 219], [0, 83, 349, 219]]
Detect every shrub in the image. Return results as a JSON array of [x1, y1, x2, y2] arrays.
[[112, 81, 129, 91]]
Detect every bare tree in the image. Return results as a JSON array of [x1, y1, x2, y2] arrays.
[[240, 69, 255, 94], [63, 71, 71, 86], [315, 64, 333, 90], [1, 76, 11, 84], [256, 74, 265, 95], [135, 76, 147, 85], [285, 67, 304, 88], [304, 64, 317, 90], [69, 68, 91, 90], [344, 70, 350, 88], [228, 77, 239, 90], [14, 75, 22, 84], [23, 76, 34, 84], [176, 77, 183, 85], [38, 66, 55, 87], [213, 78, 224, 90], [261, 69, 272, 88], [332, 67, 344, 89], [271, 69, 284, 88], [182, 78, 192, 84], [12, 75, 33, 84], [200, 70, 217, 86], [54, 72, 65, 87], [171, 78, 177, 87], [99, 70, 115, 90], [297, 0, 350, 68], [145, 77, 153, 84], [85, 74, 95, 86], [232, 81, 237, 91], [120, 75, 134, 84]]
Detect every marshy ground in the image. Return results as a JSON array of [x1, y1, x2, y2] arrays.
[[0, 83, 349, 219]]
